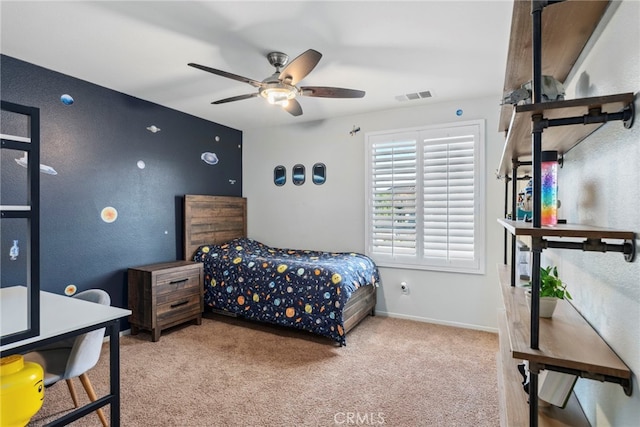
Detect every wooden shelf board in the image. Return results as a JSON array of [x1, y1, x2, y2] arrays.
[[498, 265, 630, 380], [499, 0, 611, 132], [497, 311, 590, 427], [498, 218, 635, 240], [498, 93, 635, 176]]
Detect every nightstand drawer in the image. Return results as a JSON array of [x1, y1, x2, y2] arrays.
[[157, 293, 202, 327], [156, 271, 200, 297]]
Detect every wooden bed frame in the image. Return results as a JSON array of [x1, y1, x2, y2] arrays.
[[183, 194, 376, 336]]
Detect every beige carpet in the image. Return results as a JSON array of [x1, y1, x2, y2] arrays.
[[29, 314, 499, 426]]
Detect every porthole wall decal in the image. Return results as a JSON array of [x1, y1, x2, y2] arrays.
[[292, 164, 306, 186], [274, 165, 286, 186], [312, 163, 326, 185]]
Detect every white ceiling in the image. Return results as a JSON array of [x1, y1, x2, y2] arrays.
[[0, 1, 513, 131]]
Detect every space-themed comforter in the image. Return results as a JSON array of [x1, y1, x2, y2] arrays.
[[194, 238, 380, 345]]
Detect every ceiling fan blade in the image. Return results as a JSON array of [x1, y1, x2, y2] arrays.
[[279, 49, 322, 85], [300, 86, 366, 98], [188, 63, 263, 88], [212, 93, 259, 104], [284, 99, 303, 116]]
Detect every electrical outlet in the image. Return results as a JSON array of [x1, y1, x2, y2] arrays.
[[400, 282, 410, 295]]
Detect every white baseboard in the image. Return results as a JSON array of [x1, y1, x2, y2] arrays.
[[375, 310, 498, 334]]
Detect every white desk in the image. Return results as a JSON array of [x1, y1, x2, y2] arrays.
[[1, 286, 131, 426]]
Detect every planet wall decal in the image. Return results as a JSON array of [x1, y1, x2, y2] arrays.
[[100, 206, 118, 223], [201, 152, 219, 165], [60, 94, 74, 105]]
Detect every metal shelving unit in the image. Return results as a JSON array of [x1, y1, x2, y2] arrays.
[[496, 1, 636, 426], [1, 100, 41, 345]]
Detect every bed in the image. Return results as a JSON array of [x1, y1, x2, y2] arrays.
[[183, 195, 380, 345]]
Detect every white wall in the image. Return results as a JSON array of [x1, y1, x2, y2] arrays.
[[542, 1, 640, 425], [243, 96, 505, 331]]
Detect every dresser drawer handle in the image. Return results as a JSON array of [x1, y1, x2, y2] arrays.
[[170, 300, 189, 309], [170, 278, 188, 285]]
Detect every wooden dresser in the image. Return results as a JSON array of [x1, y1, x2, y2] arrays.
[[128, 260, 203, 341]]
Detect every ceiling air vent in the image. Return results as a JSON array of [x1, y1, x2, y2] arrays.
[[395, 90, 433, 102]]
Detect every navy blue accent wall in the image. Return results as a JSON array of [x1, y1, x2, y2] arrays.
[[1, 55, 242, 316]]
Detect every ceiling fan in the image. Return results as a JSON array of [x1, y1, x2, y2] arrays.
[[188, 49, 365, 117]]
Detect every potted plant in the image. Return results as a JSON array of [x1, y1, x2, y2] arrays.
[[525, 266, 572, 318]]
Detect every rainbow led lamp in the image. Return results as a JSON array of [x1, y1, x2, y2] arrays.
[[540, 150, 558, 226]]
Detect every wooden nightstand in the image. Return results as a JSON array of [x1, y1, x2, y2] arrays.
[[128, 260, 203, 342]]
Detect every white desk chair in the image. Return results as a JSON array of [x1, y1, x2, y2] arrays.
[[24, 289, 110, 427]]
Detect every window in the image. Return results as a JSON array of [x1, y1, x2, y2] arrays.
[[312, 163, 326, 185], [365, 120, 485, 273], [273, 165, 286, 186], [292, 164, 306, 185]]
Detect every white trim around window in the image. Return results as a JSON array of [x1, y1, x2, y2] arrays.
[[365, 120, 485, 274]]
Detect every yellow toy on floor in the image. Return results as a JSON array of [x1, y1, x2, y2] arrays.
[[0, 355, 44, 427]]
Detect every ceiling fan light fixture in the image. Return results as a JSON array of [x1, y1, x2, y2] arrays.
[[191, 49, 363, 116], [260, 83, 297, 107]]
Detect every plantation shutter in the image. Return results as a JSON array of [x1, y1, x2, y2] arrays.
[[422, 132, 476, 266], [369, 134, 418, 259], [365, 120, 484, 274]]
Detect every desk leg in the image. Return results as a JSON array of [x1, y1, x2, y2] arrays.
[[109, 321, 121, 426]]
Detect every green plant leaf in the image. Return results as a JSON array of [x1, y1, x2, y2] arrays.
[[535, 265, 571, 300]]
